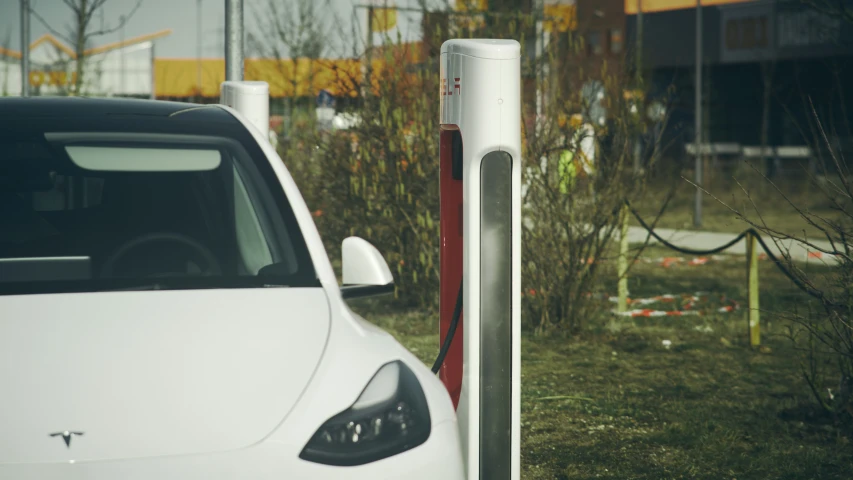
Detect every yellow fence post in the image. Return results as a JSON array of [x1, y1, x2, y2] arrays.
[[746, 232, 760, 347], [617, 204, 629, 313]]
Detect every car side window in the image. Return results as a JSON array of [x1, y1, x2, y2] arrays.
[[233, 163, 274, 275], [230, 151, 299, 277]]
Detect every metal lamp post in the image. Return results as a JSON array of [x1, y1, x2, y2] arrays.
[[694, 0, 703, 228], [20, 0, 30, 97]]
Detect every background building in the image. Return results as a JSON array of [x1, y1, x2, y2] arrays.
[[0, 31, 167, 97], [626, 0, 853, 149]]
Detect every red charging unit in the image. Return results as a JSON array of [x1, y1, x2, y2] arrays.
[[439, 126, 463, 409]]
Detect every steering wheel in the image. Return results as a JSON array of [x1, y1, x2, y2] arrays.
[[100, 232, 223, 278]]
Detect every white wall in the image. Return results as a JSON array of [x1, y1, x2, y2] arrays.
[[0, 42, 154, 97]]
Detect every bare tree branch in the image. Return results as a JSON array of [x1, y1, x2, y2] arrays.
[[687, 174, 853, 262], [28, 8, 75, 45], [31, 0, 143, 95], [801, 0, 853, 24], [85, 0, 141, 38]]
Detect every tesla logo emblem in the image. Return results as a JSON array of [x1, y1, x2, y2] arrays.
[[442, 77, 461, 96], [50, 431, 84, 448]]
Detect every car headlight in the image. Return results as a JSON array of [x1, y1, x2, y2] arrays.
[[299, 361, 431, 466]]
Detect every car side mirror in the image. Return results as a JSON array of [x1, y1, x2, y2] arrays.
[[341, 237, 394, 299]]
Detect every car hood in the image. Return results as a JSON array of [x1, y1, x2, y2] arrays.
[[0, 288, 330, 464]]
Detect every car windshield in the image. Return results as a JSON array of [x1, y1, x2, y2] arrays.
[[0, 130, 317, 295]]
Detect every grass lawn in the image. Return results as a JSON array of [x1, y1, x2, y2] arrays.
[[632, 171, 844, 241], [349, 246, 853, 479]]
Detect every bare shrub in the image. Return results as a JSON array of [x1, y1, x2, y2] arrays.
[[282, 41, 442, 309], [705, 100, 853, 429], [520, 61, 671, 335], [280, 7, 673, 320]]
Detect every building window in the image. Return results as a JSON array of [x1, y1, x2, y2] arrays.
[[586, 30, 603, 56], [609, 28, 623, 54]]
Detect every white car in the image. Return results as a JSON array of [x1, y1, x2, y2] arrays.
[[0, 97, 464, 479]]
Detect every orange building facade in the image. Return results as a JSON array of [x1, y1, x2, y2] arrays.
[[0, 29, 424, 102]]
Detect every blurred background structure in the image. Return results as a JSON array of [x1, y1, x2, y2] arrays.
[[2, 0, 849, 158]]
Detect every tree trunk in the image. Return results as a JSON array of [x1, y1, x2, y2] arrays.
[[74, 0, 88, 95]]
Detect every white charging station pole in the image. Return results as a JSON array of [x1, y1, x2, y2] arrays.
[[439, 39, 521, 480], [220, 81, 270, 140], [220, 0, 271, 143]]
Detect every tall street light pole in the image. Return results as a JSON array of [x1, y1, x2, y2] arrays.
[[150, 42, 156, 99], [225, 0, 243, 82], [694, 0, 703, 228], [120, 15, 126, 96], [197, 0, 203, 96], [636, 0, 643, 79], [20, 0, 30, 97], [535, 0, 544, 136], [634, 0, 644, 173]]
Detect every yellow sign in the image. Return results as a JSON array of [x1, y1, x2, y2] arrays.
[[452, 0, 487, 31], [454, 0, 488, 11], [544, 4, 578, 33], [625, 0, 753, 15], [28, 71, 77, 87], [155, 58, 364, 99], [370, 7, 398, 33]]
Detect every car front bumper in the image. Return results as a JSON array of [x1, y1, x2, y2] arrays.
[[0, 420, 465, 480]]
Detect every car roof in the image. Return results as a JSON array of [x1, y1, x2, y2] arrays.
[[0, 97, 244, 137], [0, 96, 213, 117]]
